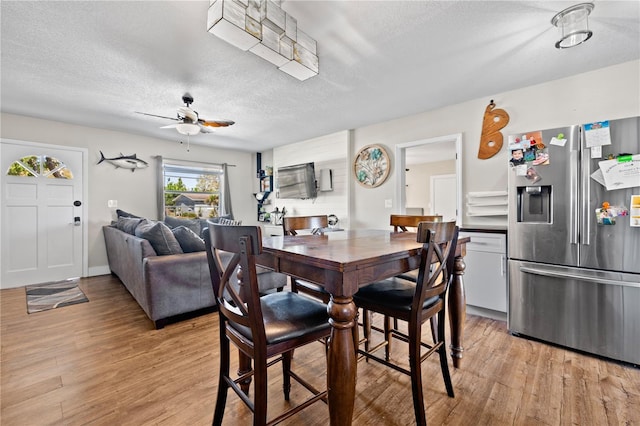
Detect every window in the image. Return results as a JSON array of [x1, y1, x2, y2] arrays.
[[161, 159, 224, 219], [6, 155, 73, 179]]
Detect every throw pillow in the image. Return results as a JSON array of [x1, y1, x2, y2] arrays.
[[218, 218, 242, 226], [116, 209, 141, 218], [135, 220, 183, 256], [115, 217, 144, 235], [163, 215, 201, 235], [171, 226, 206, 253]]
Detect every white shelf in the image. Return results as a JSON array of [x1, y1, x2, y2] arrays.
[[466, 191, 508, 217], [467, 210, 508, 216], [467, 200, 507, 206], [466, 191, 508, 198]]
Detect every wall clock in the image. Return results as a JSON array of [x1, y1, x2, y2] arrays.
[[353, 144, 390, 188]]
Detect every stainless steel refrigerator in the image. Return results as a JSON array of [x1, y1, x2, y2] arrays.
[[508, 116, 640, 365]]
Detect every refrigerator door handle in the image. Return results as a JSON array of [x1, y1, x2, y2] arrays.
[[580, 141, 590, 246], [519, 266, 640, 288], [569, 150, 579, 245]]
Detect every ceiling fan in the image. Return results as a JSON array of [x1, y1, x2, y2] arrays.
[[135, 93, 234, 136]]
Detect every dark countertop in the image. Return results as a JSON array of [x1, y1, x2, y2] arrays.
[[460, 226, 507, 234]]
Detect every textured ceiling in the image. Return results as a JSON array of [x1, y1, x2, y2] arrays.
[[1, 1, 639, 153]]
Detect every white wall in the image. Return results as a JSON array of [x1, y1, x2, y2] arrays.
[[272, 131, 350, 229], [2, 61, 638, 275], [406, 160, 456, 214], [1, 113, 257, 275], [346, 60, 639, 229]]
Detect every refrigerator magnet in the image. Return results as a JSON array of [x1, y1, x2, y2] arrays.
[[596, 208, 615, 225], [550, 133, 567, 147], [510, 148, 525, 166], [525, 167, 541, 183]]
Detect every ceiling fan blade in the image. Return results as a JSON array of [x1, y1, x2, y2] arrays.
[[135, 111, 179, 121], [200, 119, 235, 128], [160, 124, 179, 129], [198, 123, 216, 133]]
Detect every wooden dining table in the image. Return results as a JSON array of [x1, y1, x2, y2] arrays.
[[257, 229, 470, 426]]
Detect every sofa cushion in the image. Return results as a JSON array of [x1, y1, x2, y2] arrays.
[[171, 226, 206, 253], [114, 217, 144, 235], [164, 216, 202, 235], [135, 220, 183, 255], [116, 209, 141, 219]]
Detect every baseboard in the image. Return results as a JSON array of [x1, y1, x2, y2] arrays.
[[88, 265, 111, 277], [466, 305, 507, 322]]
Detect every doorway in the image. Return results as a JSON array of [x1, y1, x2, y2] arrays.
[[1, 140, 88, 288], [394, 134, 462, 223]]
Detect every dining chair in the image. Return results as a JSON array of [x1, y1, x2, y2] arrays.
[[390, 214, 442, 281], [390, 214, 443, 233], [204, 223, 330, 425], [282, 215, 331, 303], [354, 221, 458, 426]]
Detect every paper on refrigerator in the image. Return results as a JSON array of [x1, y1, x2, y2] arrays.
[[597, 155, 640, 190]]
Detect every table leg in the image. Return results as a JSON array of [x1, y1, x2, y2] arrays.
[[327, 295, 358, 426], [448, 255, 467, 368]]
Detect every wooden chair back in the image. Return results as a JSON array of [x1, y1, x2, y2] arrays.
[[390, 214, 443, 232], [283, 215, 329, 235], [204, 223, 267, 346], [413, 221, 458, 312]]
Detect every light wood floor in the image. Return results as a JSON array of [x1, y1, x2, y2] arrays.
[[1, 275, 639, 425]]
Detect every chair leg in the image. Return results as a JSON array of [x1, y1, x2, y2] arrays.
[[408, 325, 427, 426], [437, 310, 455, 398], [430, 316, 438, 343], [213, 327, 230, 425], [253, 354, 269, 426], [282, 351, 292, 401], [384, 315, 393, 361], [362, 309, 371, 353], [238, 351, 252, 395]]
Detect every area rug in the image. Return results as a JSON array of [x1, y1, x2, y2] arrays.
[[25, 279, 88, 314]]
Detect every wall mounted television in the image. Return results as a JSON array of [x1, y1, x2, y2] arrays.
[[277, 162, 317, 199]]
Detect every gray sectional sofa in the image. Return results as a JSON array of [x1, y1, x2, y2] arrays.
[[103, 214, 287, 328]]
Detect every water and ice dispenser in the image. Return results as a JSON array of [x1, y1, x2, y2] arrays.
[[516, 185, 551, 223]]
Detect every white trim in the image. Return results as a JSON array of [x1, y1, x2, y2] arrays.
[[88, 266, 111, 277], [394, 133, 463, 224]]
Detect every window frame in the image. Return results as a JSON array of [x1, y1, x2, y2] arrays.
[[159, 157, 225, 220]]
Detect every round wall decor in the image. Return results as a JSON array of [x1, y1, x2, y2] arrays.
[[353, 144, 390, 188]]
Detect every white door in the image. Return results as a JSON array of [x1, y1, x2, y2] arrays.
[[431, 174, 457, 222], [1, 140, 86, 288]]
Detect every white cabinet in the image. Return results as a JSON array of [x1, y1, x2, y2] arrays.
[[459, 230, 507, 313]]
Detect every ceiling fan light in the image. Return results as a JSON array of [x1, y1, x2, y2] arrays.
[[176, 123, 200, 136], [551, 3, 594, 49]]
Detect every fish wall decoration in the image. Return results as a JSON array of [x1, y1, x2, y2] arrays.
[[477, 100, 510, 159], [98, 151, 148, 172]]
